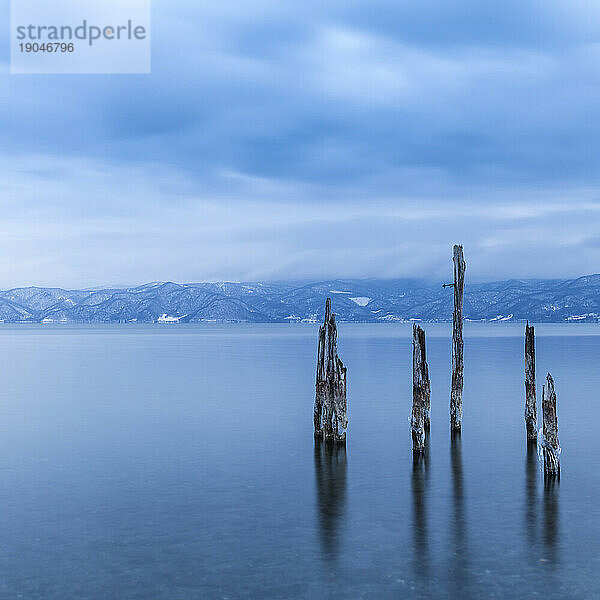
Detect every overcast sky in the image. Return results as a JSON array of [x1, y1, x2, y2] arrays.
[[2, 0, 600, 288]]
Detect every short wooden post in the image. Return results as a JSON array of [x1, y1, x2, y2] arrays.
[[411, 324, 431, 452], [524, 322, 537, 441], [450, 245, 466, 431], [542, 373, 560, 476], [314, 298, 348, 442]]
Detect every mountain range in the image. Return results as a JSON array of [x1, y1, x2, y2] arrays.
[[1, 275, 600, 323]]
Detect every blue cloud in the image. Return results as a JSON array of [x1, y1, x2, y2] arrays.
[[2, 0, 600, 286]]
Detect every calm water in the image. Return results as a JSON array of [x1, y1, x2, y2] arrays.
[[0, 323, 599, 599]]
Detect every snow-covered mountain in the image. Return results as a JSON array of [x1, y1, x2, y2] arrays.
[[1, 276, 600, 323]]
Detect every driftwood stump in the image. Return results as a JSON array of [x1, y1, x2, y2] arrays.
[[314, 298, 348, 442], [524, 322, 537, 441], [542, 373, 560, 476], [450, 244, 466, 431], [411, 324, 431, 452]]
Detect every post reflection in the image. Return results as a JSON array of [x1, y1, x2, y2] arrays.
[[449, 431, 470, 595], [524, 441, 538, 541], [314, 440, 347, 562], [411, 447, 430, 588], [543, 474, 559, 560]]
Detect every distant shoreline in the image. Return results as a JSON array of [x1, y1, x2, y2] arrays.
[[1, 276, 599, 324]]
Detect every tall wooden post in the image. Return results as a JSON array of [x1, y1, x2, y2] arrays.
[[524, 322, 537, 441], [314, 298, 348, 442], [542, 373, 560, 476], [411, 324, 431, 452], [450, 245, 466, 432]]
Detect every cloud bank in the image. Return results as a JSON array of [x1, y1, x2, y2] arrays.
[[2, 0, 600, 287]]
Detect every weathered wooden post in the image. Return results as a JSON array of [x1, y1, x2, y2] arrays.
[[450, 244, 466, 432], [411, 324, 431, 452], [524, 322, 537, 441], [542, 373, 560, 476], [314, 298, 348, 442]]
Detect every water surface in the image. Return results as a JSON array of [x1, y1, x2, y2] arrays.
[[0, 323, 598, 599]]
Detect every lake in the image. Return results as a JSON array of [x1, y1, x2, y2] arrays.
[[0, 323, 598, 599]]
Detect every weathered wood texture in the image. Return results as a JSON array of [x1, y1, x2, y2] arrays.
[[411, 324, 431, 452], [524, 322, 537, 441], [450, 244, 466, 431], [314, 298, 348, 441], [542, 373, 560, 476]]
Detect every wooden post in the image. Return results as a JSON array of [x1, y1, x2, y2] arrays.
[[450, 244, 466, 431], [524, 322, 537, 441], [542, 373, 560, 476], [314, 303, 328, 437], [314, 298, 348, 442], [411, 324, 431, 452]]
